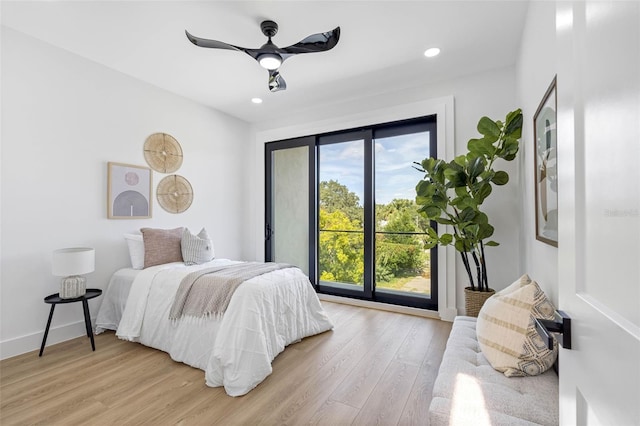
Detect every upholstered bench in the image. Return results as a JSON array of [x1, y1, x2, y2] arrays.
[[429, 316, 559, 426]]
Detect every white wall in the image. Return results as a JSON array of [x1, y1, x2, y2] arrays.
[[515, 1, 559, 304], [250, 65, 522, 315], [0, 28, 251, 359]]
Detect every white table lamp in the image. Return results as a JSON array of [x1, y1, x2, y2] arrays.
[[52, 248, 95, 299]]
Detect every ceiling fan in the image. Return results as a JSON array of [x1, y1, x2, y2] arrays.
[[185, 20, 340, 92]]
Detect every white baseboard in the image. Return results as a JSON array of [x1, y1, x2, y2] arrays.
[[0, 318, 93, 360], [318, 294, 442, 320], [438, 307, 458, 322]]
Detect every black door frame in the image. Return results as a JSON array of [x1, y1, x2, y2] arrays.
[[265, 136, 318, 285]]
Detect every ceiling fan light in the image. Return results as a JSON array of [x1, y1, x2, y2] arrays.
[[258, 53, 282, 70], [424, 47, 441, 58]]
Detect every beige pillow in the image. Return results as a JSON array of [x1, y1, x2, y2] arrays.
[[141, 227, 184, 268], [476, 275, 557, 377]]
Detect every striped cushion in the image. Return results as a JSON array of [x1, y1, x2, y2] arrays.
[[476, 275, 557, 377], [181, 227, 215, 266]]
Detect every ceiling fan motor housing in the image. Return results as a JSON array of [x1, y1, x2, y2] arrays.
[[260, 20, 278, 38]]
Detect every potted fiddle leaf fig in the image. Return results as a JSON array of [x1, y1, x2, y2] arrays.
[[415, 109, 523, 316]]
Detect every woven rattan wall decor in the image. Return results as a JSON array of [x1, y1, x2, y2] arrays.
[[144, 133, 183, 173], [156, 174, 193, 214]]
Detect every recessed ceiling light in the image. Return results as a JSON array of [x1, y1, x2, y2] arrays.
[[251, 98, 263, 104], [424, 47, 441, 58]]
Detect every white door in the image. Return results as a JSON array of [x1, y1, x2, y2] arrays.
[[556, 1, 640, 425]]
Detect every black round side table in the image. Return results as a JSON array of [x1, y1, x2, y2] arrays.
[[39, 288, 102, 356]]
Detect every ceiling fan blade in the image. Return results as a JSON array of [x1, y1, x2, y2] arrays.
[[186, 30, 266, 62], [268, 70, 287, 92], [185, 30, 246, 52], [280, 27, 340, 59]]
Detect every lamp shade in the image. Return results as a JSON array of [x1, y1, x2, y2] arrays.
[[52, 248, 95, 276]]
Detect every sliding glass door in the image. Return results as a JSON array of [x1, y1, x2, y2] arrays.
[[317, 131, 370, 298], [373, 124, 437, 305], [265, 116, 437, 310]]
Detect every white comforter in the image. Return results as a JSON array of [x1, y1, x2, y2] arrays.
[[116, 259, 333, 396]]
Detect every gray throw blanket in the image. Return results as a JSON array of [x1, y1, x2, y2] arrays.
[[168, 262, 293, 320]]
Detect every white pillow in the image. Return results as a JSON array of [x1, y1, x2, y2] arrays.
[[476, 275, 557, 377], [124, 233, 144, 270], [181, 227, 215, 266]]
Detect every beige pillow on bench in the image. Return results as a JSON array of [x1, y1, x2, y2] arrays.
[[476, 274, 558, 377]]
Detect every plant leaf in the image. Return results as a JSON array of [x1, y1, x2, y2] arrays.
[[423, 240, 438, 249], [468, 156, 485, 180], [459, 207, 476, 223], [439, 233, 453, 245], [473, 181, 492, 204], [485, 240, 500, 247], [477, 223, 495, 240], [477, 117, 500, 142], [473, 212, 489, 225], [453, 155, 467, 167], [415, 180, 433, 197], [421, 157, 436, 173], [474, 137, 497, 157], [435, 217, 455, 225], [492, 171, 509, 185], [467, 138, 484, 156], [455, 186, 468, 197], [424, 205, 441, 219], [427, 226, 439, 239], [453, 194, 477, 210], [505, 109, 523, 136], [503, 138, 519, 155], [454, 239, 468, 252], [431, 194, 448, 209], [444, 169, 467, 187]]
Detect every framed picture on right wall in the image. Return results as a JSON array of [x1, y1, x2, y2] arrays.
[[534, 76, 558, 247]]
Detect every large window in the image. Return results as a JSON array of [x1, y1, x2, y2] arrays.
[[266, 116, 437, 310]]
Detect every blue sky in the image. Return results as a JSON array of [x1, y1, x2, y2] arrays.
[[319, 132, 431, 205]]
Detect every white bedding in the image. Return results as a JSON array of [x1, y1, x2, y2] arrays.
[[103, 259, 333, 396], [95, 268, 139, 333]]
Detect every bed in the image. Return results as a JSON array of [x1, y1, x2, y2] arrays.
[[95, 258, 334, 396]]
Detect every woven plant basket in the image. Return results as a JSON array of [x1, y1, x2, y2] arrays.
[[464, 287, 496, 317]]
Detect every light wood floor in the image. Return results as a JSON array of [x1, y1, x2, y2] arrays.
[[0, 301, 451, 426]]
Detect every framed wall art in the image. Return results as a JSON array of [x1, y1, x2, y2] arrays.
[[533, 76, 558, 247], [107, 162, 152, 219]]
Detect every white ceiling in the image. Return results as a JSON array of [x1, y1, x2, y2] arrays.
[[1, 1, 529, 125]]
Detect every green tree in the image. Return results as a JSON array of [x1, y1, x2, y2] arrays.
[[319, 208, 364, 284], [377, 199, 431, 235], [320, 180, 363, 224], [376, 203, 428, 280], [319, 181, 429, 286]]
